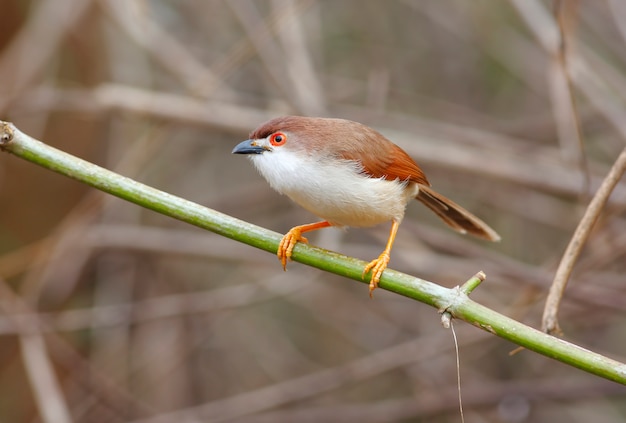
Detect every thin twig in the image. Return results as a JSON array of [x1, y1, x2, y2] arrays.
[[450, 320, 464, 423], [542, 147, 626, 334], [550, 0, 590, 193]]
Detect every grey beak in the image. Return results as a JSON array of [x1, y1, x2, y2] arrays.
[[232, 139, 267, 155]]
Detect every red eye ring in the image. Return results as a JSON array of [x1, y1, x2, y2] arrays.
[[269, 132, 287, 146]]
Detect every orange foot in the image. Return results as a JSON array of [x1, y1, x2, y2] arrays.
[[276, 221, 331, 270], [277, 228, 309, 270], [362, 251, 390, 297]]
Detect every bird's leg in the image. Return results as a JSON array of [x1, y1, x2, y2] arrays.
[[278, 221, 331, 270], [363, 219, 400, 297]]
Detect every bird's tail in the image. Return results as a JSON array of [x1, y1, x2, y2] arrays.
[[415, 184, 500, 242]]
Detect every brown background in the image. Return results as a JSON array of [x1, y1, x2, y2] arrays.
[[0, 1, 625, 422]]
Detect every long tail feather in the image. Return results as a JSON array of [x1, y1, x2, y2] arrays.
[[415, 184, 500, 242]]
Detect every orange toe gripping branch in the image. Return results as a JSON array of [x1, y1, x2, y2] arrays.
[[277, 221, 331, 269], [363, 219, 399, 297]]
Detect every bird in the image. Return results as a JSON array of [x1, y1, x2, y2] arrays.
[[232, 116, 500, 296]]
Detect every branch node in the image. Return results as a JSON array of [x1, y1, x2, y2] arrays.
[[441, 273, 487, 329], [440, 285, 466, 328]]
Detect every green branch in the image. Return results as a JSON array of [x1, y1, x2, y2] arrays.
[[1, 120, 625, 385]]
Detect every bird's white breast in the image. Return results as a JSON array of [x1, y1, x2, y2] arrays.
[[249, 148, 416, 227]]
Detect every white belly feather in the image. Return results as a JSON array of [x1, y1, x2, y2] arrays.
[[249, 148, 416, 227]]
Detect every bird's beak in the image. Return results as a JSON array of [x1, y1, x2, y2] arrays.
[[232, 139, 269, 155]]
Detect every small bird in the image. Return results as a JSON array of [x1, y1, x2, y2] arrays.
[[233, 116, 500, 295]]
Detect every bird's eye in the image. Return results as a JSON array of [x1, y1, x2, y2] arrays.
[[269, 132, 287, 146]]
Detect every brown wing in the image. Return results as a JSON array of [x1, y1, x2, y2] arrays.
[[362, 143, 430, 185], [337, 123, 430, 186]]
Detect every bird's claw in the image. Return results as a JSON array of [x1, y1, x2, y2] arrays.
[[363, 252, 391, 298], [277, 228, 309, 270]]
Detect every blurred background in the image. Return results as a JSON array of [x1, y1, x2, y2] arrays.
[[0, 0, 625, 422]]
